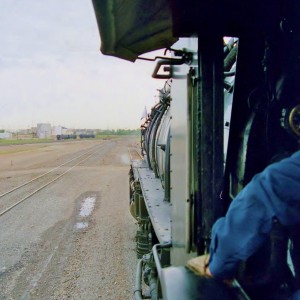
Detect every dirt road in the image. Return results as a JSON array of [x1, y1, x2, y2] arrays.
[[0, 137, 139, 299]]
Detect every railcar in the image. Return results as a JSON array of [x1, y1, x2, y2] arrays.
[[79, 133, 96, 139], [56, 134, 77, 140], [92, 1, 300, 299]]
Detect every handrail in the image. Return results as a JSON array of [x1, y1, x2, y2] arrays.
[[152, 57, 190, 79], [152, 243, 172, 278]]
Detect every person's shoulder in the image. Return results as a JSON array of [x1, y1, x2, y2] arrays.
[[291, 150, 300, 159], [262, 150, 300, 182], [282, 150, 300, 168], [272, 150, 300, 168]]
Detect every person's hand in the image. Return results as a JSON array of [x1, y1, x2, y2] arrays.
[[186, 254, 213, 278], [186, 255, 234, 286]]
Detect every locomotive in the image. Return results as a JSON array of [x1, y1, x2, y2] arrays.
[[92, 1, 300, 299]]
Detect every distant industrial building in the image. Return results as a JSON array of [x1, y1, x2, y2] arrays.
[[52, 126, 68, 136], [37, 123, 51, 138], [0, 132, 12, 139], [18, 129, 32, 135]]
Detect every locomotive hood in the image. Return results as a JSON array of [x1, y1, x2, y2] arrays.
[[91, 0, 177, 62]]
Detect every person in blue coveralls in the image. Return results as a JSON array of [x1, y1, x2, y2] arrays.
[[187, 150, 300, 299]]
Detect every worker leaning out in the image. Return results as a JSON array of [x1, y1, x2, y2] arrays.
[[187, 150, 300, 300]]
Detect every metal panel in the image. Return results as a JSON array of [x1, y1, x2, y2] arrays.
[[169, 38, 198, 265], [196, 35, 224, 250]]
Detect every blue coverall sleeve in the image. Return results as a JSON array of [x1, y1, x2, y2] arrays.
[[208, 151, 300, 279]]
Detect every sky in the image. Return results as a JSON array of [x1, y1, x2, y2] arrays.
[[0, 0, 165, 131]]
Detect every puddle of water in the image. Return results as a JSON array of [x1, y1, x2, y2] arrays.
[[79, 196, 96, 217], [75, 222, 88, 229]]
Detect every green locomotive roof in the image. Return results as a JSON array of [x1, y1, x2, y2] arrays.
[[91, 0, 291, 62], [91, 0, 177, 62]]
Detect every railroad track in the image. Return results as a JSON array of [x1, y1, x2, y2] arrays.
[[0, 144, 104, 217]]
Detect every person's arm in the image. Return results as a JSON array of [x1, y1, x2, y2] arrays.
[[208, 151, 300, 279]]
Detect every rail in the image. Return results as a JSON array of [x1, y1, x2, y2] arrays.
[[0, 145, 99, 199], [0, 144, 104, 217]]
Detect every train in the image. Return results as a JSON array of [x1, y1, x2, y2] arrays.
[[56, 134, 77, 140], [56, 134, 96, 140], [78, 133, 96, 139], [92, 1, 300, 299]]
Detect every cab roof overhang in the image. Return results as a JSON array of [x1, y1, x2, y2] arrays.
[[91, 0, 287, 62], [91, 0, 177, 62]]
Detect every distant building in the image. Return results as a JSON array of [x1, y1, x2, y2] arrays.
[[37, 123, 51, 138], [18, 128, 32, 135], [52, 126, 67, 136], [0, 132, 12, 139], [31, 127, 37, 137]]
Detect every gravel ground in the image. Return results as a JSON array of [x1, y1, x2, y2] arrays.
[[0, 137, 139, 299]]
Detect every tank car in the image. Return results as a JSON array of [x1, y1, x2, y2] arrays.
[[56, 134, 77, 140], [92, 1, 300, 299], [79, 133, 96, 139]]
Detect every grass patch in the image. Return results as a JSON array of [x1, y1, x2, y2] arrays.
[[0, 134, 139, 146], [0, 138, 54, 145]]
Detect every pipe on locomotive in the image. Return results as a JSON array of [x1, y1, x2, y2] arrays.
[[134, 243, 172, 300], [134, 259, 143, 300]]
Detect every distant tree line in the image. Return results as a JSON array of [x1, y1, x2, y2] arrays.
[[96, 129, 139, 136]]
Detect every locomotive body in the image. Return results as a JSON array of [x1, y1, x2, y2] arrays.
[[92, 1, 300, 299]]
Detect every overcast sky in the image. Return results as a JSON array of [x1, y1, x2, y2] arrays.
[[0, 0, 165, 131]]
